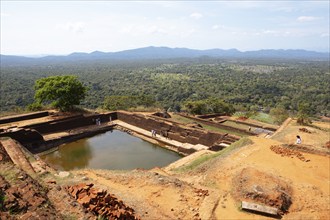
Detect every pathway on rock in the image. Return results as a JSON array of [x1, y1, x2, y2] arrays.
[[78, 169, 208, 220], [0, 138, 35, 175]]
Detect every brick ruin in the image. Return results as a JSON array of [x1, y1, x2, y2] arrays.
[[66, 183, 140, 219], [0, 111, 241, 155]]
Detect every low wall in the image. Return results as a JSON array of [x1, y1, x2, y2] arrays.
[[178, 113, 254, 136], [0, 128, 44, 146], [22, 112, 117, 134], [226, 119, 278, 132], [0, 112, 118, 153], [117, 111, 234, 147], [0, 111, 49, 125], [27, 125, 115, 154], [0, 111, 239, 155], [196, 113, 227, 119]]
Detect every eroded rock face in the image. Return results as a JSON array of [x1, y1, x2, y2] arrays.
[[0, 142, 11, 163], [0, 171, 60, 219], [152, 112, 171, 119], [232, 167, 292, 215], [66, 183, 140, 220]]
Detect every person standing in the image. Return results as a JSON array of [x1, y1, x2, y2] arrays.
[[296, 135, 302, 144]]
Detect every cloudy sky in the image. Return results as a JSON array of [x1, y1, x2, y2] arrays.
[[1, 1, 329, 55]]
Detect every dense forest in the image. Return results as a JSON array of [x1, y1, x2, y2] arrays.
[[1, 57, 329, 116]]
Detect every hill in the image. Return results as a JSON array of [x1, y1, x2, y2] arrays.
[[1, 46, 328, 65]]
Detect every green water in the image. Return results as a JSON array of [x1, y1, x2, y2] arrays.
[[41, 130, 182, 171]]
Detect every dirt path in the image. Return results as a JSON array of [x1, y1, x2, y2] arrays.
[[270, 117, 292, 138], [197, 136, 330, 219], [74, 169, 214, 220]]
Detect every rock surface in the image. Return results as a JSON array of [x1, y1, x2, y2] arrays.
[[66, 183, 140, 220]]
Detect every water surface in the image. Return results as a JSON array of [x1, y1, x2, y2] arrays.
[[41, 130, 182, 170]]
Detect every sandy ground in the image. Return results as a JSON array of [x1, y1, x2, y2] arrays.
[[1, 112, 329, 219], [199, 136, 329, 219], [70, 119, 329, 219]]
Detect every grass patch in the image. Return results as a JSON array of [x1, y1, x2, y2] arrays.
[[62, 214, 78, 220], [250, 112, 274, 124], [171, 114, 195, 124], [174, 137, 253, 172], [0, 194, 6, 210], [0, 163, 19, 184]]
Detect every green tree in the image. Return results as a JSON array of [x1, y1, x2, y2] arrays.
[[34, 75, 87, 111], [297, 102, 312, 125], [103, 95, 155, 111], [269, 107, 289, 125], [183, 98, 235, 115]]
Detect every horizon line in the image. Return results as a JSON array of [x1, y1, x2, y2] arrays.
[[1, 46, 329, 58]]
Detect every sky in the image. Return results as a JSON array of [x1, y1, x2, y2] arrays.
[[1, 1, 329, 56]]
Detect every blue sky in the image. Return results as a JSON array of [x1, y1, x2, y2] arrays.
[[1, 1, 329, 55]]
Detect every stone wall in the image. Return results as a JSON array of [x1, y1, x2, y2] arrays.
[[0, 111, 49, 125], [117, 111, 235, 147], [23, 112, 117, 134], [0, 129, 44, 146], [178, 113, 255, 135], [196, 113, 227, 119]]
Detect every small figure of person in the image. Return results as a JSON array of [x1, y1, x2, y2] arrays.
[[296, 135, 302, 144], [153, 130, 157, 137], [151, 129, 155, 137], [248, 126, 251, 131]]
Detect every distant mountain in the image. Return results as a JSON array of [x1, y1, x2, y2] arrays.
[[1, 46, 328, 65]]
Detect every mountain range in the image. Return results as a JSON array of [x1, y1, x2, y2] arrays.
[[1, 46, 329, 65]]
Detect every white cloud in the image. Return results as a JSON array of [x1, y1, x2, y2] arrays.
[[0, 12, 11, 17], [57, 22, 85, 33], [190, 12, 203, 20], [321, 33, 329, 38], [297, 16, 320, 22], [212, 25, 220, 30], [212, 24, 228, 30], [263, 30, 276, 34]]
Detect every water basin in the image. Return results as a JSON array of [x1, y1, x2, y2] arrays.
[[41, 130, 182, 170]]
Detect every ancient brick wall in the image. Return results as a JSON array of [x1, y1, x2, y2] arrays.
[[0, 129, 44, 146], [196, 113, 227, 119], [178, 113, 254, 135], [117, 111, 228, 147], [23, 112, 117, 134], [0, 111, 49, 125]]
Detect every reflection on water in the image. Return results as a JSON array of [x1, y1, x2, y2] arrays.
[[41, 130, 182, 170]]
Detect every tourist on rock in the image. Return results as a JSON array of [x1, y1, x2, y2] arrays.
[[296, 135, 302, 144]]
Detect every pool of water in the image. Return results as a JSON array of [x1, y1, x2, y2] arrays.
[[41, 130, 182, 171]]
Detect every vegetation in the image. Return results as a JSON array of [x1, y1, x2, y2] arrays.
[[170, 114, 247, 137], [269, 107, 289, 125], [183, 97, 235, 115], [297, 102, 312, 125], [0, 58, 329, 116], [33, 75, 88, 111], [103, 95, 156, 111], [174, 137, 253, 172]]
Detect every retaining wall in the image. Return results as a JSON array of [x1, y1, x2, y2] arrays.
[[196, 113, 227, 119], [178, 113, 254, 136], [0, 111, 49, 125], [117, 111, 234, 147], [22, 112, 117, 134], [0, 128, 44, 146], [27, 125, 115, 154]]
